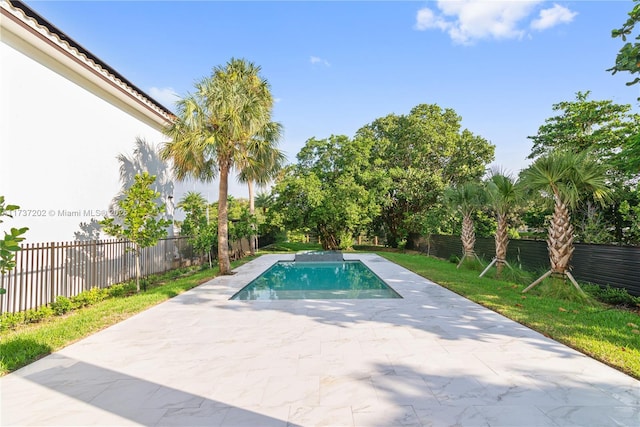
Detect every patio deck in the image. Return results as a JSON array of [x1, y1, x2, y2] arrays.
[[1, 253, 638, 426]]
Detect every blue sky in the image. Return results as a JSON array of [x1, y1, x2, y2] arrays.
[[28, 0, 640, 198]]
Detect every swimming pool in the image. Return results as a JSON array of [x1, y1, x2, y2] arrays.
[[230, 260, 402, 300]]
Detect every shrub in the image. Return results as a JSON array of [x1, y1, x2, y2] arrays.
[[0, 312, 23, 331], [107, 283, 135, 298], [50, 296, 73, 315], [0, 306, 55, 331], [72, 287, 108, 307], [583, 284, 640, 307], [23, 306, 53, 323]]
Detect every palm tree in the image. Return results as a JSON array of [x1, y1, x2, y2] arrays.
[[444, 182, 485, 268], [480, 171, 522, 278], [255, 191, 274, 216], [161, 58, 275, 274], [520, 150, 610, 294], [237, 121, 286, 255]]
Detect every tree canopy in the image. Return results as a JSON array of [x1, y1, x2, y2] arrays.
[[609, 0, 640, 94], [269, 103, 494, 248], [355, 103, 494, 246], [527, 91, 640, 167], [269, 135, 379, 250]]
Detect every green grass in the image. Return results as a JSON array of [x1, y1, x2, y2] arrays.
[[378, 251, 640, 379], [0, 256, 256, 375], [260, 241, 323, 252]]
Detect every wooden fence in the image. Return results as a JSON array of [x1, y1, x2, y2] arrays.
[[0, 237, 197, 314]]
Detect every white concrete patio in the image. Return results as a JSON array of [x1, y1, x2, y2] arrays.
[[1, 253, 638, 426]]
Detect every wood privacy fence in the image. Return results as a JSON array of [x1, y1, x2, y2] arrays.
[[414, 235, 640, 296], [0, 237, 199, 314]]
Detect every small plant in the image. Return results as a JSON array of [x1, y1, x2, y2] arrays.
[[583, 284, 640, 307], [0, 196, 29, 295], [50, 296, 74, 315], [107, 283, 135, 298], [532, 276, 593, 304], [0, 312, 24, 331], [0, 306, 54, 331], [24, 306, 54, 323], [72, 287, 109, 307]]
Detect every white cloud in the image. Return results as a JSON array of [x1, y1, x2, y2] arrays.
[[531, 4, 577, 31], [310, 56, 330, 67], [414, 0, 575, 45], [148, 87, 180, 110], [415, 7, 450, 31]]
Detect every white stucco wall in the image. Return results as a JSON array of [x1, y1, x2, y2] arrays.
[[0, 39, 167, 243]]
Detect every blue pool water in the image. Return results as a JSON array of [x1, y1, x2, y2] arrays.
[[230, 261, 402, 300]]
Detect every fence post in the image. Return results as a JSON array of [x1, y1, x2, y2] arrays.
[[50, 242, 56, 305]]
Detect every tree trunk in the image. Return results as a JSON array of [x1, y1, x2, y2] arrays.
[[548, 195, 575, 275], [495, 213, 509, 278], [134, 246, 141, 293], [218, 161, 232, 275], [461, 212, 476, 257], [318, 225, 338, 250], [248, 180, 257, 255]]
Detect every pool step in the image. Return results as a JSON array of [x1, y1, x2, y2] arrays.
[[294, 251, 344, 262]]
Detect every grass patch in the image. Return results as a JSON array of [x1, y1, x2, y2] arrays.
[[378, 251, 640, 380], [261, 242, 323, 252], [0, 256, 256, 375]]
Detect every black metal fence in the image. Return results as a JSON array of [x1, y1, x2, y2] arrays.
[[413, 235, 640, 296]]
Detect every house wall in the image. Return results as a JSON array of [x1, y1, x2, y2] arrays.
[[0, 6, 170, 243]]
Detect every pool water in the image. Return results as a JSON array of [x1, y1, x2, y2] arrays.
[[230, 261, 402, 300]]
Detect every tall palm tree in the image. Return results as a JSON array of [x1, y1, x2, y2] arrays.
[[161, 58, 275, 274], [237, 121, 286, 255], [444, 182, 485, 268], [520, 150, 610, 294], [480, 172, 522, 278]]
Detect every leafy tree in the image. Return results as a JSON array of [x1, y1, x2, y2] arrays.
[[229, 207, 257, 251], [482, 172, 522, 278], [527, 91, 640, 164], [618, 184, 640, 245], [270, 135, 379, 250], [162, 58, 276, 274], [356, 103, 494, 247], [520, 150, 610, 294], [444, 182, 486, 268], [100, 173, 171, 292], [0, 196, 28, 295], [177, 192, 217, 267], [609, 0, 640, 95]]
